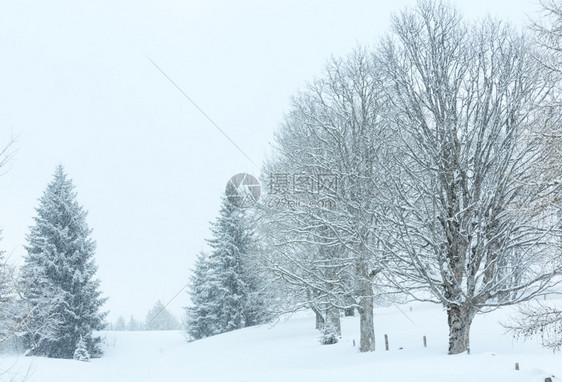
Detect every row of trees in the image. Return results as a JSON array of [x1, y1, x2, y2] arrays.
[[0, 165, 107, 360], [185, 0, 562, 355], [109, 301, 181, 331]]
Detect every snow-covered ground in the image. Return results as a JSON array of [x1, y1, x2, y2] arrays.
[[3, 301, 561, 382]]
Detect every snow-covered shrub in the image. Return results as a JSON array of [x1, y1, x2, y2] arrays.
[[319, 324, 339, 345]]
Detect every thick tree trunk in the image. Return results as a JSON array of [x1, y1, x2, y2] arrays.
[[447, 304, 475, 354], [313, 307, 325, 330], [358, 280, 375, 352]]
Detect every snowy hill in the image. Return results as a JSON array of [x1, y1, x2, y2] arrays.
[[3, 302, 561, 382]]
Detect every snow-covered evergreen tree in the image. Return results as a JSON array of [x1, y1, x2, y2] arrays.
[[73, 337, 90, 362], [184, 252, 214, 340], [185, 185, 270, 340], [114, 316, 126, 331], [145, 300, 180, 330], [319, 323, 339, 345], [21, 165, 107, 359], [126, 315, 141, 331]]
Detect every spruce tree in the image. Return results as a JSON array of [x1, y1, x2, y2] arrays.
[[184, 252, 215, 339], [73, 337, 90, 362], [145, 300, 180, 330], [127, 315, 142, 331], [114, 316, 126, 331], [21, 165, 107, 358], [185, 185, 269, 340]]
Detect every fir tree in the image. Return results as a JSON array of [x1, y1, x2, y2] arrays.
[[319, 323, 339, 345], [184, 252, 215, 340], [185, 185, 269, 340], [145, 300, 180, 330], [114, 316, 126, 331], [127, 315, 142, 331], [21, 165, 107, 359], [73, 337, 90, 362]]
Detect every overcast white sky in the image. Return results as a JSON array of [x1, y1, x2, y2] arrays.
[[0, 0, 539, 321]]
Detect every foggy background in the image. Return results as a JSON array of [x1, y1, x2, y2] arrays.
[[0, 0, 536, 321]]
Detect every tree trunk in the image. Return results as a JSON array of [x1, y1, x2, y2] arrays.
[[447, 304, 475, 354], [313, 307, 325, 330], [344, 294, 355, 316], [358, 279, 375, 352]]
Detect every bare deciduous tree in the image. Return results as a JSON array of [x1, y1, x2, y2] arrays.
[[261, 48, 394, 352], [380, 1, 561, 354]]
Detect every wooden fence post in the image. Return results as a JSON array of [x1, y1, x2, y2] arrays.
[[384, 334, 389, 351]]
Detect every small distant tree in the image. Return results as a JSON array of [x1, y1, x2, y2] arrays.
[[127, 316, 142, 331], [113, 316, 126, 331], [145, 301, 180, 330], [20, 165, 107, 358]]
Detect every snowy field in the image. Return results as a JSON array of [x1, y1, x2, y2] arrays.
[[3, 301, 561, 382]]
